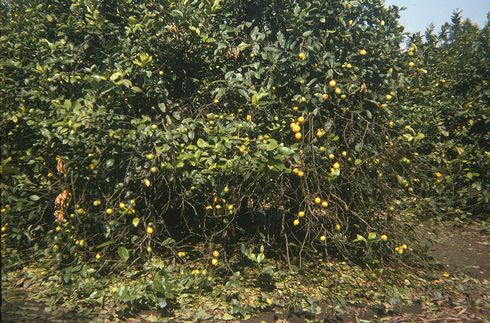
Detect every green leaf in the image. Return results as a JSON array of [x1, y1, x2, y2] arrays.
[[117, 246, 129, 262], [96, 240, 115, 249]]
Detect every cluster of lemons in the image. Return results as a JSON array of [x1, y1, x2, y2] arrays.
[[101, 199, 137, 216], [211, 250, 220, 266], [1, 208, 8, 233], [394, 243, 408, 255], [205, 189, 235, 213], [290, 115, 304, 141]]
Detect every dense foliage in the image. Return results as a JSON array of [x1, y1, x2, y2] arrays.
[[1, 0, 488, 314]]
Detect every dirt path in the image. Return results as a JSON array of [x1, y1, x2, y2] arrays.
[[424, 223, 490, 280]]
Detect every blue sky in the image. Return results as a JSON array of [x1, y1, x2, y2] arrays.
[[384, 0, 490, 34]]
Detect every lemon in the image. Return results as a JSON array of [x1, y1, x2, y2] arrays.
[[341, 151, 347, 157], [300, 96, 307, 103], [401, 243, 408, 249], [93, 199, 101, 207], [146, 226, 154, 235], [385, 94, 392, 101], [346, 63, 352, 69], [293, 168, 300, 174], [53, 244, 59, 252], [227, 204, 234, 211], [293, 219, 300, 226], [212, 258, 219, 266], [335, 223, 341, 231], [333, 162, 340, 170], [145, 153, 155, 160], [359, 49, 367, 56], [297, 116, 305, 124], [144, 179, 151, 187], [297, 171, 305, 177], [435, 171, 442, 178], [158, 70, 164, 76], [408, 62, 415, 68], [321, 201, 328, 208], [292, 105, 299, 112], [380, 234, 388, 241], [298, 211, 305, 218], [224, 186, 229, 193], [1, 226, 6, 233], [119, 202, 126, 209], [213, 250, 220, 257], [334, 88, 342, 95], [213, 98, 219, 104], [298, 52, 305, 60], [95, 253, 101, 260], [319, 235, 326, 241], [328, 153, 335, 160], [322, 93, 329, 101], [55, 226, 61, 232], [314, 197, 321, 204], [150, 166, 158, 173], [291, 124, 301, 133], [316, 129, 325, 138], [294, 132, 302, 140], [328, 80, 336, 88], [150, 124, 158, 130]]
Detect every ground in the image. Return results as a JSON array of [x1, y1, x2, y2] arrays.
[[1, 221, 489, 322]]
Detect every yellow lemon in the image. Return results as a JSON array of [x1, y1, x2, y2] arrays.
[[212, 258, 219, 266], [322, 93, 329, 101], [321, 200, 328, 208], [385, 94, 393, 101], [291, 124, 301, 133], [213, 250, 220, 257], [408, 62, 415, 68], [328, 153, 335, 160], [335, 87, 342, 95], [380, 234, 388, 241], [293, 219, 300, 226], [298, 52, 305, 60], [146, 226, 154, 235], [150, 124, 158, 130], [314, 197, 321, 204], [319, 235, 326, 241], [333, 162, 340, 170], [145, 153, 155, 160], [298, 211, 305, 218], [329, 80, 336, 88], [297, 171, 305, 177], [359, 49, 367, 56], [297, 116, 305, 124], [294, 132, 302, 140]]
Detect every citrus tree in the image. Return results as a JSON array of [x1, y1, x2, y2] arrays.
[[1, 0, 421, 279], [396, 12, 489, 221]]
